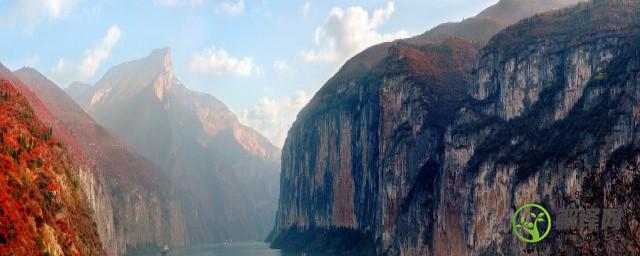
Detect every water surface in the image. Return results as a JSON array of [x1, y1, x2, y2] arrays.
[[162, 241, 321, 256]]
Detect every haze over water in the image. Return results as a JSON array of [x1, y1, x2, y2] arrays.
[[136, 242, 326, 256]]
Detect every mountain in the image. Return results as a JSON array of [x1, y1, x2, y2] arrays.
[[66, 48, 280, 244], [0, 64, 104, 255], [441, 1, 640, 254], [271, 37, 479, 256], [409, 0, 580, 44], [268, 0, 640, 255], [326, 0, 583, 91], [13, 68, 186, 255]]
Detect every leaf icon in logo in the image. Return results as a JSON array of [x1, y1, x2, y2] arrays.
[[512, 203, 552, 243]]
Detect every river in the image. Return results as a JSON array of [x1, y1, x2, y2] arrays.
[[137, 241, 326, 256]]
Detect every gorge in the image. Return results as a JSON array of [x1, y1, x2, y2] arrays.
[[3, 0, 640, 255]]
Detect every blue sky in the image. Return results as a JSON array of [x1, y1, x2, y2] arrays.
[[0, 0, 497, 146]]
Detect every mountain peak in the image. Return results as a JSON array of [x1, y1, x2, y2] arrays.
[[15, 66, 40, 75], [13, 67, 47, 83], [148, 47, 173, 73], [145, 48, 175, 101], [150, 47, 171, 58]]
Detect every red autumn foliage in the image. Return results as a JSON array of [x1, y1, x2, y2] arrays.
[[0, 75, 104, 255], [388, 38, 477, 84], [13, 68, 169, 196], [484, 0, 640, 57]]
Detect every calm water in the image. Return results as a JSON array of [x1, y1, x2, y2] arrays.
[[157, 242, 326, 256]]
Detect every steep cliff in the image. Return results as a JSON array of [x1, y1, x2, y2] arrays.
[[440, 1, 640, 255], [67, 48, 280, 244], [13, 68, 185, 255], [270, 38, 479, 255], [0, 64, 104, 255], [271, 0, 640, 255]]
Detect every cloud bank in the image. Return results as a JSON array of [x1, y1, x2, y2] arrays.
[[214, 0, 245, 16], [6, 0, 80, 32], [238, 91, 311, 147], [190, 46, 261, 77], [301, 2, 409, 64], [50, 25, 121, 85]]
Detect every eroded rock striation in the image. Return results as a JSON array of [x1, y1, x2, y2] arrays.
[[271, 1, 640, 255]]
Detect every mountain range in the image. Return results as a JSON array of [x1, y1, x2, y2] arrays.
[[66, 48, 281, 244], [1, 48, 280, 255], [13, 67, 185, 255], [5, 0, 640, 255]]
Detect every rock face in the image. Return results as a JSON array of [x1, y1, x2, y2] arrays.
[[67, 48, 280, 244], [271, 0, 640, 255], [270, 38, 479, 255], [0, 64, 104, 255], [13, 68, 185, 256], [439, 2, 640, 255]]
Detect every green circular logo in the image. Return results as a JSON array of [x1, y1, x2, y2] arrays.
[[511, 203, 551, 243]]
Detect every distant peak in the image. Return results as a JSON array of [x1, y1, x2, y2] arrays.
[[147, 47, 174, 74], [150, 47, 171, 58], [14, 66, 47, 79], [15, 66, 38, 74]]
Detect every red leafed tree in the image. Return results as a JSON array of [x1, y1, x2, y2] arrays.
[[0, 77, 104, 255]]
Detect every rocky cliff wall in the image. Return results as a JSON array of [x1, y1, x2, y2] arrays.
[[436, 2, 640, 254], [271, 1, 640, 255], [78, 167, 185, 255], [271, 39, 478, 254]]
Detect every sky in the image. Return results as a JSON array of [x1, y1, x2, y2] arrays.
[[0, 0, 498, 147]]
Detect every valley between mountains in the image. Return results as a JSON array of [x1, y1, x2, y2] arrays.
[[1, 48, 280, 255], [2, 0, 640, 255]]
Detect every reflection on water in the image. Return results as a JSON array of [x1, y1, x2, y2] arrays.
[[155, 241, 326, 256]]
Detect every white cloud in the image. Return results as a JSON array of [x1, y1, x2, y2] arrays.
[[50, 25, 121, 85], [301, 2, 410, 63], [273, 60, 289, 74], [303, 2, 312, 19], [154, 0, 203, 6], [55, 58, 65, 71], [7, 0, 80, 31], [155, 0, 245, 15], [214, 0, 245, 16], [50, 57, 70, 85], [190, 46, 261, 77], [77, 25, 121, 78], [238, 91, 311, 147]]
